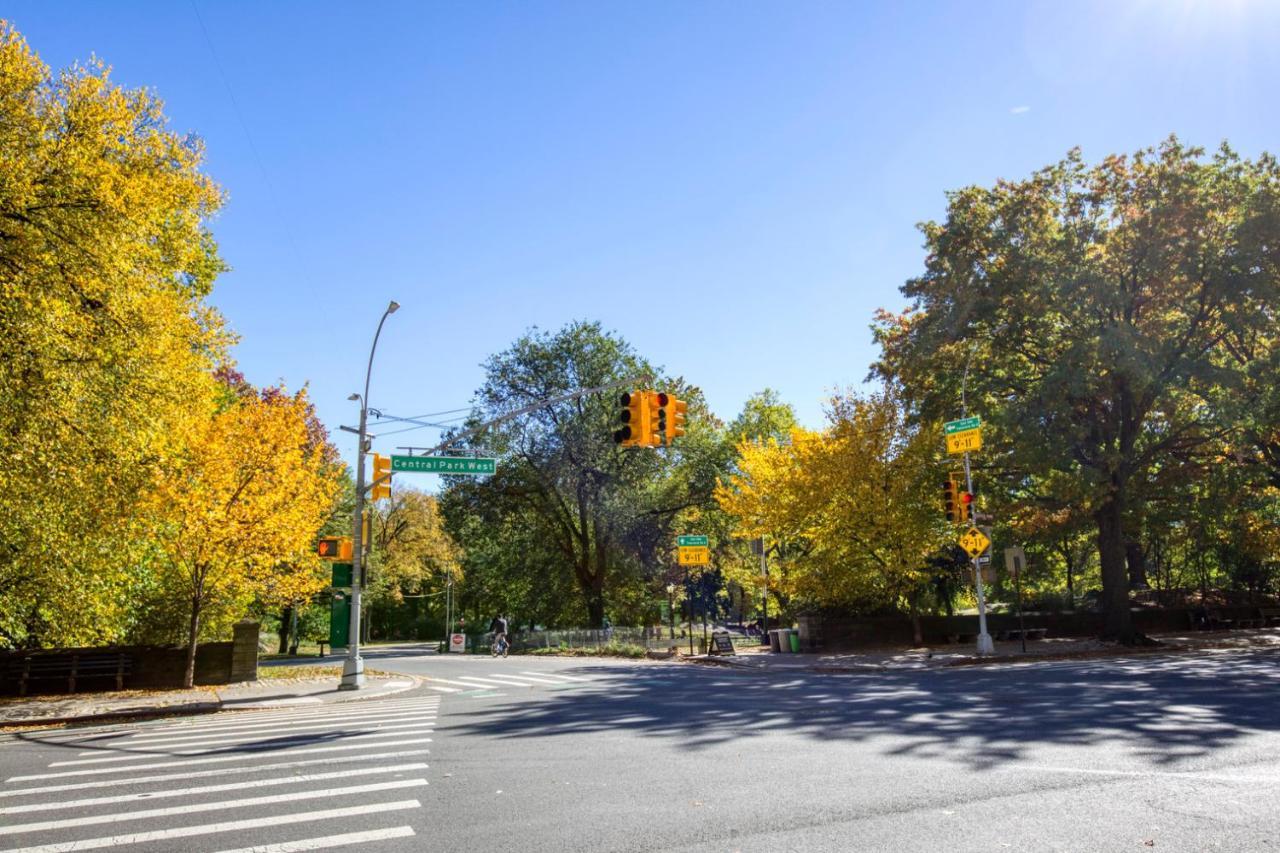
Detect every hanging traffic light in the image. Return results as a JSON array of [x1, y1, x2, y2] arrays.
[[665, 396, 687, 445], [371, 453, 392, 501], [651, 392, 669, 445], [317, 537, 353, 561], [943, 479, 959, 523], [614, 391, 649, 447]]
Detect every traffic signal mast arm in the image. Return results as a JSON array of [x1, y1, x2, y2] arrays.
[[396, 374, 652, 456]]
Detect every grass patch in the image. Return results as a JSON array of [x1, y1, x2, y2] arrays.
[[521, 642, 649, 659]]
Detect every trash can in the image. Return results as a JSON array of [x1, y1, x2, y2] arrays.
[[768, 629, 782, 652], [788, 631, 801, 653]]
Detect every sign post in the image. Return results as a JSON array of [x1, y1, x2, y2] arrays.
[[945, 416, 994, 654], [1005, 546, 1027, 653]]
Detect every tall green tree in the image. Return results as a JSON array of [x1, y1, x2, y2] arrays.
[[874, 138, 1280, 640], [441, 321, 718, 627]]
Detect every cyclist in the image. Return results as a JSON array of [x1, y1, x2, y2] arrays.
[[489, 614, 509, 658]]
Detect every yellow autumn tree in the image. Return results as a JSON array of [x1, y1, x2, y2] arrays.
[[717, 390, 950, 641], [147, 388, 341, 687], [0, 22, 227, 646]]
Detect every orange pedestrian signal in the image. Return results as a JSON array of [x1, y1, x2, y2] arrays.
[[317, 537, 353, 561]]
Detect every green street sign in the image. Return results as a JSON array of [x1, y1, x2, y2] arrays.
[[944, 416, 982, 435], [391, 455, 496, 475], [677, 534, 709, 547]]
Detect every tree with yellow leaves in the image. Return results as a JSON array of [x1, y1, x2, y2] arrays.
[[717, 390, 950, 643], [0, 22, 227, 646], [147, 388, 341, 687]]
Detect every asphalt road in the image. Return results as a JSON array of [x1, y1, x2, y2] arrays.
[[3, 648, 1278, 852]]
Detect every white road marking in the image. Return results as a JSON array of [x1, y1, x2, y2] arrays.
[[0, 799, 421, 853], [444, 676, 508, 688], [420, 676, 505, 689], [470, 675, 548, 687], [521, 671, 590, 682], [78, 716, 436, 753], [49, 725, 436, 767], [1003, 764, 1280, 784], [0, 778, 428, 834], [0, 762, 429, 815], [7, 737, 433, 782], [497, 672, 568, 684], [421, 683, 461, 693], [0, 749, 432, 797], [212, 825, 416, 853]]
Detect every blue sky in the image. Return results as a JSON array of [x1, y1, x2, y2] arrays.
[[8, 1, 1280, 459]]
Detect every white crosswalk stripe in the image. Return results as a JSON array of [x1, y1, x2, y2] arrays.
[[0, 695, 442, 852], [420, 670, 597, 694]]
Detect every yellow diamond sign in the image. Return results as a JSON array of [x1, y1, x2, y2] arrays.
[[958, 526, 991, 559]]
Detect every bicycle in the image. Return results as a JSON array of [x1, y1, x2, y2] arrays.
[[491, 634, 509, 658]]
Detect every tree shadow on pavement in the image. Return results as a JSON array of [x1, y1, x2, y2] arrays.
[[444, 651, 1280, 770]]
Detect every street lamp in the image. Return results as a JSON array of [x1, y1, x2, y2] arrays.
[[341, 299, 400, 690]]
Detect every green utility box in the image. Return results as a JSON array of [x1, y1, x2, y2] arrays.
[[331, 562, 353, 587], [330, 591, 350, 649]]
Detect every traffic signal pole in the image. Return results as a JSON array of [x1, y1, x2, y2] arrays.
[[959, 350, 995, 655], [341, 300, 399, 690]]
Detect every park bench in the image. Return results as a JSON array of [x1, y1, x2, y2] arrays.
[[1259, 607, 1280, 627], [313, 639, 330, 657], [1190, 610, 1236, 631], [16, 651, 131, 697]]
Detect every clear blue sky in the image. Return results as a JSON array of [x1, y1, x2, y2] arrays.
[[8, 1, 1280, 459]]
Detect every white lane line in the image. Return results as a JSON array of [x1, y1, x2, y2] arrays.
[[420, 676, 505, 689], [495, 672, 567, 684], [0, 778, 428, 834], [115, 698, 441, 733], [0, 763, 428, 815], [212, 826, 416, 853], [7, 737, 434, 782], [49, 725, 436, 766], [421, 683, 461, 693], [447, 677, 508, 688], [0, 799, 421, 853], [82, 714, 437, 752], [521, 671, 590, 682], [471, 675, 546, 687], [0, 749, 431, 798]]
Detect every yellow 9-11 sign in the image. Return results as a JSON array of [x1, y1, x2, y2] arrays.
[[678, 546, 710, 566], [946, 429, 982, 455]]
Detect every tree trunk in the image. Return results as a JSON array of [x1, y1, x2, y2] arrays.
[[1125, 540, 1149, 590], [277, 606, 293, 655], [909, 599, 923, 647], [184, 595, 202, 689], [1095, 493, 1135, 642]]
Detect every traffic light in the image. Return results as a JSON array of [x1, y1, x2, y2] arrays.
[[614, 391, 649, 447], [665, 396, 688, 445], [371, 453, 392, 501], [943, 479, 959, 523], [651, 392, 669, 444], [317, 537, 353, 561], [958, 489, 973, 523]]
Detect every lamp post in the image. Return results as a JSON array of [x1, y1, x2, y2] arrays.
[[340, 299, 399, 690]]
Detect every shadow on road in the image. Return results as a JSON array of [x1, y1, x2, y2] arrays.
[[445, 651, 1280, 769]]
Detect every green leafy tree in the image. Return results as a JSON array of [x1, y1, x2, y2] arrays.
[[874, 138, 1280, 641]]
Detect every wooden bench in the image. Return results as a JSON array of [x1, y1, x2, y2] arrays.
[[1260, 607, 1280, 627], [314, 640, 330, 657], [18, 652, 131, 697]]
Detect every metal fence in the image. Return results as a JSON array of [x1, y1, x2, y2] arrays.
[[505, 626, 750, 652]]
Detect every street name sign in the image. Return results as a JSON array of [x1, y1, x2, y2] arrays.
[[677, 535, 709, 547], [958, 526, 991, 558], [943, 417, 981, 434], [678, 546, 711, 566], [391, 455, 496, 475]]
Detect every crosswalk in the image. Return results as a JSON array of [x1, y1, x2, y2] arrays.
[[418, 669, 595, 694], [0, 695, 440, 852]]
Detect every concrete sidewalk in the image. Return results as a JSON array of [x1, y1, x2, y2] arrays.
[[692, 627, 1280, 673], [0, 672, 421, 728]]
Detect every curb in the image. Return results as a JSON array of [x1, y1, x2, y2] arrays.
[[1, 674, 426, 729]]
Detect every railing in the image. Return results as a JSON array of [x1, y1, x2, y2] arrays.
[[505, 626, 752, 652]]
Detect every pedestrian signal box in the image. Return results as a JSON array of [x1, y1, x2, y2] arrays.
[[317, 537, 352, 561]]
